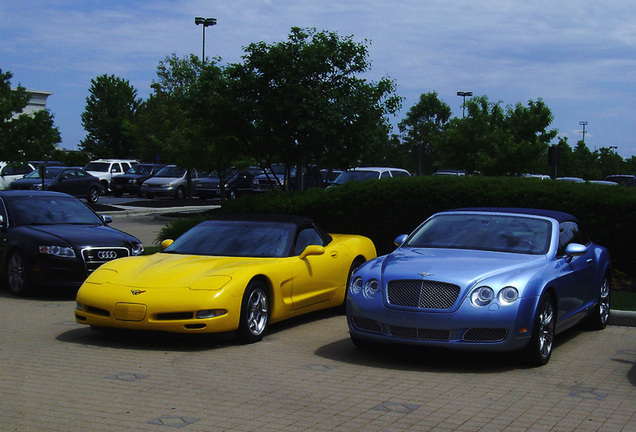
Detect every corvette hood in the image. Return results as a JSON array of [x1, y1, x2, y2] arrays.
[[97, 253, 277, 289], [381, 248, 546, 288]]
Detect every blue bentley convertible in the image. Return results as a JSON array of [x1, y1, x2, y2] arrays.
[[346, 208, 611, 366]]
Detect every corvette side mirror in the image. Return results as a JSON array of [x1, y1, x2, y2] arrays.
[[299, 245, 325, 260], [101, 215, 113, 224], [161, 239, 174, 250]]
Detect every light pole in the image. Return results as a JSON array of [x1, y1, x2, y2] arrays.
[[457, 91, 473, 118], [194, 16, 217, 62], [579, 121, 588, 143]]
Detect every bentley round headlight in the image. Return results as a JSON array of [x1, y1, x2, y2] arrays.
[[499, 286, 519, 304], [471, 286, 494, 307], [363, 279, 380, 299], [350, 277, 363, 294]]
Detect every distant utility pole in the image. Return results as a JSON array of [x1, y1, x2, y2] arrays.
[[579, 121, 588, 143]]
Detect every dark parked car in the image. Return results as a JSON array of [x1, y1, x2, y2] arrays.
[[10, 166, 101, 203], [110, 163, 166, 197], [603, 175, 636, 186], [195, 167, 264, 200], [251, 164, 322, 192], [0, 191, 144, 296]]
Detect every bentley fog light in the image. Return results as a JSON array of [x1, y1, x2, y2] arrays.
[[363, 279, 380, 299], [471, 286, 494, 307], [39, 245, 76, 258], [350, 277, 363, 295], [499, 286, 519, 304]]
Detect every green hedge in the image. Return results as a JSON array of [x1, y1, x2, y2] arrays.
[[160, 176, 636, 275]]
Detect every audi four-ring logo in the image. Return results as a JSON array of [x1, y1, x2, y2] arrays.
[[97, 250, 118, 260]]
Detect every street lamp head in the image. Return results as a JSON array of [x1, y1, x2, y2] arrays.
[[457, 91, 473, 97], [195, 16, 217, 27]]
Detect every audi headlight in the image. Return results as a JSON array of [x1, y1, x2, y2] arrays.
[[131, 243, 144, 256], [39, 245, 76, 258], [471, 286, 494, 307], [363, 279, 380, 299], [499, 286, 519, 304], [350, 276, 363, 295]]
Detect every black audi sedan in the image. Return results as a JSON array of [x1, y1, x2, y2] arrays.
[[0, 190, 144, 296], [10, 166, 101, 203]]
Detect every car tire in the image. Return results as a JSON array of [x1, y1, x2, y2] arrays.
[[586, 275, 610, 330], [88, 187, 100, 203], [6, 250, 34, 296], [175, 187, 185, 200], [525, 292, 555, 366], [237, 280, 269, 343]]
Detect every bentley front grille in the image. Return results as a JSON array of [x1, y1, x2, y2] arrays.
[[389, 325, 450, 341], [81, 247, 130, 274], [387, 280, 460, 309]]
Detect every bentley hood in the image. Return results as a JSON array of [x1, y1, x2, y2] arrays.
[[379, 248, 546, 289]]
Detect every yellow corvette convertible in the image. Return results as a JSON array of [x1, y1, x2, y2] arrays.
[[75, 215, 376, 342]]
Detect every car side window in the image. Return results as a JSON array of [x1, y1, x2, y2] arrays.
[[558, 221, 589, 255], [122, 163, 131, 172], [380, 171, 391, 179], [294, 227, 324, 255], [111, 164, 122, 173], [61, 170, 75, 180]]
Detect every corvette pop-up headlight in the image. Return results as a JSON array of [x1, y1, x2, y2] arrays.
[[363, 279, 380, 299], [471, 286, 494, 307], [498, 286, 519, 304], [350, 277, 363, 295], [39, 245, 76, 258]]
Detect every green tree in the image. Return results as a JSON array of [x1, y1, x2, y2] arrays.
[[437, 96, 556, 176], [80, 74, 141, 159], [234, 27, 402, 187], [398, 92, 452, 175], [128, 55, 204, 164], [0, 69, 60, 162]]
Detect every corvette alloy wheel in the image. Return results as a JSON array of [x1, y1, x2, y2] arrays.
[[238, 281, 269, 343]]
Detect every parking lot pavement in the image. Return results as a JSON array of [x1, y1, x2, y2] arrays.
[[1, 290, 635, 432]]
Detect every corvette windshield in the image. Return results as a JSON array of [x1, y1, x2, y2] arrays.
[[404, 214, 552, 255], [164, 220, 294, 258], [8, 196, 103, 226]]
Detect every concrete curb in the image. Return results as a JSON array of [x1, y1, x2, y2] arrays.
[[610, 309, 636, 327], [100, 205, 219, 217]]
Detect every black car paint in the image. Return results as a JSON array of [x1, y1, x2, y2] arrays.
[[0, 191, 142, 295]]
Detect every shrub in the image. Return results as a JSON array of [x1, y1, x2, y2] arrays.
[[160, 176, 636, 275]]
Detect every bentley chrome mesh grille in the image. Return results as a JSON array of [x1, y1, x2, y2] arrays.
[[387, 280, 460, 309]]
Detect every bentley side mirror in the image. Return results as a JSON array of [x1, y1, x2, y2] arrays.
[[394, 234, 409, 247]]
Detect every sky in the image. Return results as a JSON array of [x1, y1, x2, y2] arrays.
[[2, 1, 636, 159]]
